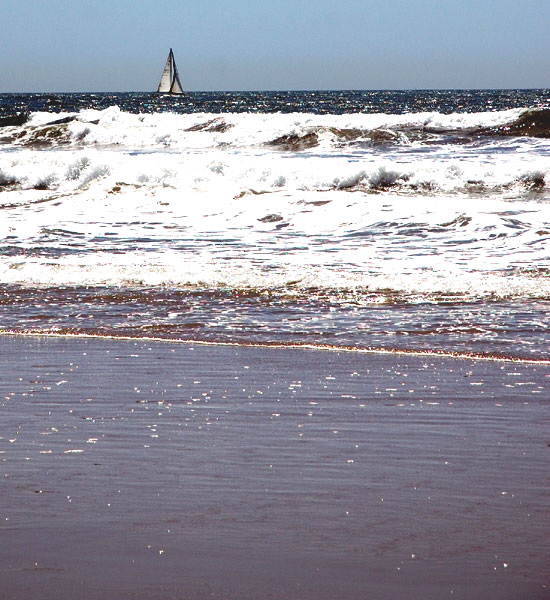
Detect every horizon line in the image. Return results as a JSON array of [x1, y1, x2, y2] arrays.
[[2, 87, 550, 95]]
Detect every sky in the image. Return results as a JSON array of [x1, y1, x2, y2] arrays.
[[1, 0, 549, 92]]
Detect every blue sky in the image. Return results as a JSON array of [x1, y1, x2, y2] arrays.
[[2, 0, 549, 92]]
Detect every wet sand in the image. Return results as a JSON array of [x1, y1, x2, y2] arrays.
[[1, 335, 549, 600]]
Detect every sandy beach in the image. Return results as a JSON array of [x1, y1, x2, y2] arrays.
[[1, 334, 549, 599]]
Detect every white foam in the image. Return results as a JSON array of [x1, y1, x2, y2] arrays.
[[1, 107, 549, 299], [2, 141, 548, 199], [1, 248, 549, 300]]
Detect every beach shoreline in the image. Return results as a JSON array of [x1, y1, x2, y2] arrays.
[[2, 329, 549, 364], [1, 334, 549, 599]]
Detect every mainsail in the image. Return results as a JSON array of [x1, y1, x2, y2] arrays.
[[157, 48, 184, 94]]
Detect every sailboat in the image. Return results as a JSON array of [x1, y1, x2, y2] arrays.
[[156, 48, 184, 95]]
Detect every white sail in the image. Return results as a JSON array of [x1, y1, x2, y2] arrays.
[[169, 54, 184, 94], [157, 54, 173, 93], [157, 49, 184, 95]]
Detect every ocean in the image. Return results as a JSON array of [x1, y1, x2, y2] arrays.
[[2, 89, 550, 599], [1, 90, 549, 360]]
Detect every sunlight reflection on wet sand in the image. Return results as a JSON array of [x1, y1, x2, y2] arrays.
[[1, 335, 549, 600]]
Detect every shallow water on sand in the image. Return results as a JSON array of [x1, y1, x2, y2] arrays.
[[1, 336, 549, 599]]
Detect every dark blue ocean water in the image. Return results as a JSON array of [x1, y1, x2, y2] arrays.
[[1, 88, 549, 116]]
